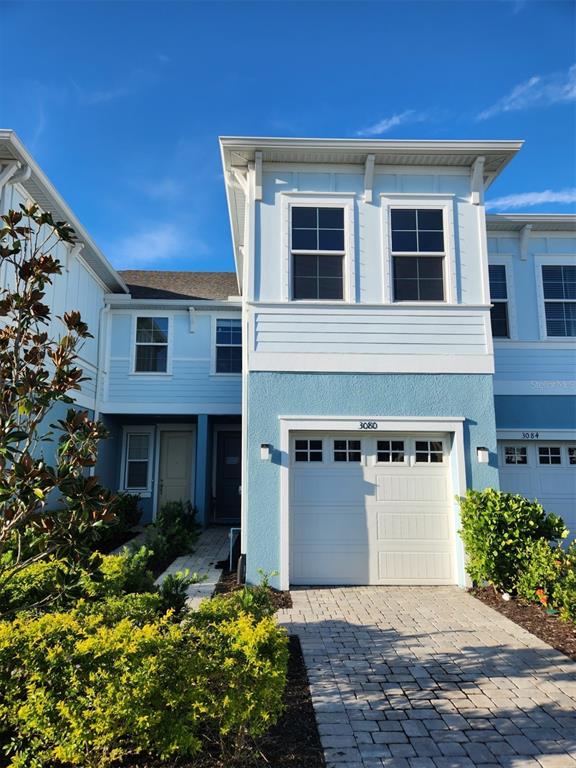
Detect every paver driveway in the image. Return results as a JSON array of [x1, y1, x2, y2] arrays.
[[278, 587, 576, 768]]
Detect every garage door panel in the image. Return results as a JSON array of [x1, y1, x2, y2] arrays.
[[375, 474, 448, 503], [376, 512, 450, 541], [292, 549, 369, 584], [378, 551, 453, 583], [292, 508, 368, 545], [291, 471, 374, 505], [539, 474, 576, 495]]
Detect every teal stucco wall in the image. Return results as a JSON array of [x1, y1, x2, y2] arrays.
[[245, 372, 499, 586]]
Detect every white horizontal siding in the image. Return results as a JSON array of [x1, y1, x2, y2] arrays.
[[249, 305, 492, 373], [494, 345, 576, 394]]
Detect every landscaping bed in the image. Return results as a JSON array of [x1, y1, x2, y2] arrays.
[[472, 586, 576, 661], [215, 567, 293, 610]]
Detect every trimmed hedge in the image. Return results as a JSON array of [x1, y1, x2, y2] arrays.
[[0, 591, 288, 767]]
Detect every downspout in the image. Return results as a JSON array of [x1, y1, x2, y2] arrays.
[[90, 300, 110, 476]]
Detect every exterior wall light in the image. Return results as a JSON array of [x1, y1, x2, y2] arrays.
[[476, 447, 489, 464], [260, 443, 272, 461]]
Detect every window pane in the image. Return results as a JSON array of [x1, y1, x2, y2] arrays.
[[318, 229, 344, 251], [127, 461, 148, 488], [392, 230, 418, 252], [418, 279, 444, 301], [216, 346, 242, 373], [128, 434, 149, 460], [293, 277, 319, 300], [310, 440, 322, 450], [136, 345, 167, 372], [394, 256, 418, 278], [295, 440, 308, 450], [418, 257, 444, 279], [318, 208, 344, 229], [417, 209, 443, 230], [292, 228, 318, 250], [418, 231, 444, 252], [318, 278, 343, 300], [292, 207, 317, 228], [318, 256, 343, 278], [491, 303, 509, 338], [334, 440, 346, 450], [391, 209, 416, 230], [489, 265, 508, 300], [568, 447, 576, 465], [394, 279, 419, 301], [293, 254, 317, 277], [136, 317, 167, 343]]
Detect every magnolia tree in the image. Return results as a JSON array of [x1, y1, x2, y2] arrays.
[[0, 205, 115, 590]]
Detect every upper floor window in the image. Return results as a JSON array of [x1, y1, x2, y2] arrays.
[[542, 265, 576, 337], [489, 264, 509, 338], [291, 206, 344, 300], [391, 209, 445, 301], [135, 317, 168, 373], [216, 318, 242, 373]]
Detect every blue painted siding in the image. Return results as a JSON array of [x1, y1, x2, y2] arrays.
[[245, 372, 498, 586], [495, 395, 576, 430]]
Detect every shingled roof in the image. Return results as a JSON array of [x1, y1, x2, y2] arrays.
[[119, 270, 240, 300]]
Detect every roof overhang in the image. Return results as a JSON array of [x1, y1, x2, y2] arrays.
[[486, 213, 576, 233], [0, 129, 128, 294], [220, 136, 524, 283]]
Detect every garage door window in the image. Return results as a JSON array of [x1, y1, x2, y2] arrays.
[[539, 446, 561, 465], [377, 440, 405, 463], [569, 447, 576, 466], [334, 439, 362, 462], [415, 440, 444, 463], [504, 446, 527, 465], [294, 439, 323, 462]]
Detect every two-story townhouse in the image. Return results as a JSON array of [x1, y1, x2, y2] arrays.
[[486, 214, 576, 536], [0, 130, 127, 468], [219, 136, 572, 591]]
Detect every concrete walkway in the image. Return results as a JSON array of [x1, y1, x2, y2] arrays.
[[278, 587, 576, 768], [155, 526, 230, 608]]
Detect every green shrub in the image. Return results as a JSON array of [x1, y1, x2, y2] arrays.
[[552, 543, 576, 622], [459, 488, 567, 591], [0, 560, 69, 616], [72, 592, 165, 626], [143, 526, 171, 570], [113, 492, 142, 529], [155, 501, 198, 555], [0, 592, 288, 767], [80, 547, 155, 600], [157, 569, 206, 617], [516, 538, 563, 606]]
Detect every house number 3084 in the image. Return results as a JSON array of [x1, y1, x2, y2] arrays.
[[359, 421, 378, 430]]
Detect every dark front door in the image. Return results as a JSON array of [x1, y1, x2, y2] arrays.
[[214, 431, 241, 523]]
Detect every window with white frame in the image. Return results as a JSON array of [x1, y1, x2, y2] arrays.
[[135, 317, 168, 372], [294, 439, 323, 462], [489, 264, 509, 338], [333, 439, 361, 462], [504, 445, 527, 465], [538, 446, 561, 465], [415, 440, 444, 463], [124, 433, 152, 491], [568, 447, 576, 466], [215, 319, 242, 373], [542, 265, 576, 337], [377, 440, 405, 463], [391, 209, 445, 301], [291, 206, 345, 300]]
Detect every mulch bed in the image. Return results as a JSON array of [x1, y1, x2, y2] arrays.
[[214, 568, 293, 610], [471, 587, 576, 661]]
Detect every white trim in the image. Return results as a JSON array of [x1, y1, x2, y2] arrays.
[[281, 194, 356, 304], [488, 256, 518, 340], [211, 314, 243, 376], [120, 426, 155, 497], [497, 429, 576, 441], [380, 195, 457, 304], [278, 415, 467, 590], [131, 312, 173, 375]]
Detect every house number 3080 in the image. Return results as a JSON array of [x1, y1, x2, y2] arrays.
[[359, 421, 378, 430]]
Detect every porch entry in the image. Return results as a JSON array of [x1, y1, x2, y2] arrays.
[[213, 430, 241, 523], [158, 430, 195, 509]]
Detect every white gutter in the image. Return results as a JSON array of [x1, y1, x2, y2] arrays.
[[0, 161, 19, 193]]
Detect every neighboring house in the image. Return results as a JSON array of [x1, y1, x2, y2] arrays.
[[1, 130, 574, 589]]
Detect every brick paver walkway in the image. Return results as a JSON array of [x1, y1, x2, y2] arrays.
[[278, 587, 576, 768]]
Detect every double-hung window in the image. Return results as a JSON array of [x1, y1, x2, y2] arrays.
[[215, 318, 242, 373], [135, 317, 169, 372], [124, 432, 152, 492], [391, 209, 445, 301], [291, 206, 345, 300], [489, 264, 509, 338], [542, 265, 576, 337]]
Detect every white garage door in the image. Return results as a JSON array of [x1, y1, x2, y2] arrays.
[[289, 432, 456, 586], [498, 441, 576, 540]]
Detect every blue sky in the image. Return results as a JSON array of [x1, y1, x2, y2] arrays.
[[1, 0, 575, 273]]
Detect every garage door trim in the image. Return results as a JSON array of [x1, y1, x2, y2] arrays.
[[278, 416, 468, 590]]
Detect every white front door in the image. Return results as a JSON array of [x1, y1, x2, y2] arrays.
[[158, 431, 195, 510], [289, 432, 455, 586]]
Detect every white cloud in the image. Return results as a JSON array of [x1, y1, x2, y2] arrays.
[[477, 64, 576, 120], [107, 224, 208, 269], [356, 110, 419, 137], [486, 188, 576, 210], [132, 177, 185, 201]]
